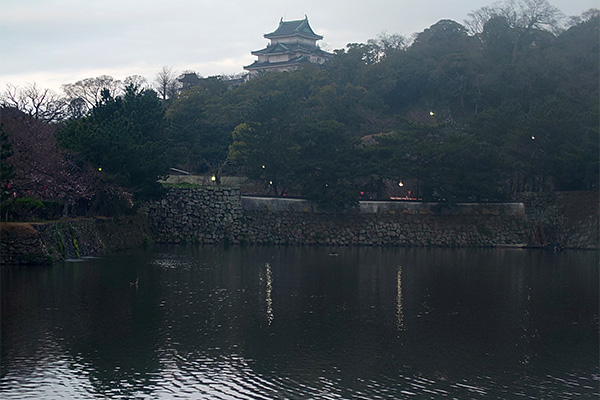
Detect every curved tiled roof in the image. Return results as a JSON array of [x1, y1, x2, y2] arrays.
[[264, 17, 323, 40], [244, 55, 313, 70], [245, 46, 332, 71], [245, 16, 332, 74], [252, 42, 321, 56]]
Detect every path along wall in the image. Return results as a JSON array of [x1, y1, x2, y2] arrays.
[[144, 187, 543, 247]]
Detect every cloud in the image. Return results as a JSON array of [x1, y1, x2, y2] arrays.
[[1, 0, 596, 92]]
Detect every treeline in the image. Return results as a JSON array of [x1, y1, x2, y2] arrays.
[[1, 1, 598, 217]]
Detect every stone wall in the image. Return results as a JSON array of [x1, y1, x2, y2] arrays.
[[144, 187, 535, 247], [518, 191, 599, 249], [1, 214, 152, 264], [143, 187, 243, 244], [241, 211, 529, 247], [242, 196, 526, 216], [1, 223, 49, 264], [6, 188, 592, 264]]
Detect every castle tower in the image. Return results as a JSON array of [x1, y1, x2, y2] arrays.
[[244, 16, 333, 77]]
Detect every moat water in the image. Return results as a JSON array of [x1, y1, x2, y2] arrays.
[[1, 246, 598, 399]]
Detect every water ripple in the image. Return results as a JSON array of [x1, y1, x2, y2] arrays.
[[2, 247, 598, 399]]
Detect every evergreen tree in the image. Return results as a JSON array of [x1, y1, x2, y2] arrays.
[[57, 85, 169, 201]]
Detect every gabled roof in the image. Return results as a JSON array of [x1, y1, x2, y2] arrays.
[[264, 16, 323, 40], [244, 55, 313, 71], [251, 42, 321, 56]]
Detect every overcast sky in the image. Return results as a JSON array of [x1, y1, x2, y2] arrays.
[[1, 0, 596, 93]]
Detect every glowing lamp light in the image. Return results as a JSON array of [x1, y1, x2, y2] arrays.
[[398, 182, 404, 187], [531, 136, 535, 140], [211, 176, 216, 181], [262, 165, 266, 169], [429, 111, 435, 116], [98, 167, 102, 171], [269, 180, 273, 185]]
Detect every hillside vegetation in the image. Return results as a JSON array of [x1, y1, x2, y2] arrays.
[[1, 3, 598, 217]]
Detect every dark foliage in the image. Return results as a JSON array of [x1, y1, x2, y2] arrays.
[[5, 5, 598, 217], [57, 86, 169, 202]]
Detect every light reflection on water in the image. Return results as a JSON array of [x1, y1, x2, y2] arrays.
[[1, 246, 598, 399], [397, 265, 404, 332]]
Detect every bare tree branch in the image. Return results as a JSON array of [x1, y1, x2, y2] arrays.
[[0, 83, 67, 122], [154, 66, 179, 100], [465, 0, 565, 35], [61, 75, 122, 114], [123, 75, 149, 92]]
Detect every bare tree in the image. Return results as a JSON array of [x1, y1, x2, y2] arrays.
[[61, 75, 122, 113], [366, 32, 407, 63], [465, 0, 565, 61], [466, 0, 565, 35], [1, 83, 67, 122], [123, 75, 149, 91], [518, 0, 565, 34], [0, 107, 98, 208], [567, 8, 600, 27], [464, 6, 497, 35], [154, 66, 179, 100]]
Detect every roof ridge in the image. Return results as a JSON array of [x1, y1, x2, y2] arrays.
[[264, 16, 322, 40], [295, 19, 307, 33]]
